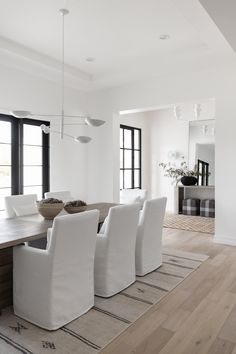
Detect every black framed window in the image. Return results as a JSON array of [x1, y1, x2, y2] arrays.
[[0, 114, 49, 211], [120, 124, 141, 189]]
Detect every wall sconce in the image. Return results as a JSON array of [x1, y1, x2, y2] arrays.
[[173, 105, 182, 120], [168, 150, 180, 160], [202, 125, 207, 135], [194, 103, 202, 119]]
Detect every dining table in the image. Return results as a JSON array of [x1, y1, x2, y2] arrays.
[[0, 202, 117, 311]]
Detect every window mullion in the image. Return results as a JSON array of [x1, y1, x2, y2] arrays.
[[42, 128, 50, 196], [122, 129, 124, 189], [11, 118, 20, 195], [18, 119, 24, 194], [131, 129, 134, 189], [139, 129, 142, 189]]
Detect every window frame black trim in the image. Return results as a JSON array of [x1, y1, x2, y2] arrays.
[[120, 124, 142, 189], [0, 114, 50, 198]]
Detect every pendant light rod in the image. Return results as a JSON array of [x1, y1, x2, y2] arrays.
[[50, 123, 86, 126], [59, 8, 69, 139], [31, 114, 90, 118]]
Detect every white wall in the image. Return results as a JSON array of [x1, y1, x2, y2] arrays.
[[0, 64, 89, 200], [88, 61, 236, 245], [148, 109, 189, 212]]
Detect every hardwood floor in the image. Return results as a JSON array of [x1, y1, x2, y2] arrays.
[[100, 228, 236, 354]]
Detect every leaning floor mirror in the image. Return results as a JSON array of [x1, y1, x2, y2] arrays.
[[188, 119, 215, 186]]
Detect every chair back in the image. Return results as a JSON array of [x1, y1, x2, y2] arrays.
[[136, 197, 167, 274], [44, 191, 72, 202], [120, 189, 147, 205], [104, 204, 140, 270], [4, 194, 38, 218], [139, 197, 167, 244], [48, 210, 99, 307]]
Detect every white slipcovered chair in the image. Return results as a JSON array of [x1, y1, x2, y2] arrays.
[[135, 197, 167, 276], [44, 191, 72, 202], [4, 194, 38, 219], [4, 194, 48, 249], [120, 189, 147, 207], [13, 210, 99, 330], [94, 204, 140, 297]]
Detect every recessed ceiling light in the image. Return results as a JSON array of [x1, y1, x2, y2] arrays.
[[159, 34, 170, 40], [86, 57, 95, 62]]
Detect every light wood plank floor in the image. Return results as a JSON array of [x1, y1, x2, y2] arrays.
[[100, 228, 236, 354]]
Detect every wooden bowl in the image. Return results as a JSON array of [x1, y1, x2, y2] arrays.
[[64, 205, 87, 214], [36, 202, 64, 220]]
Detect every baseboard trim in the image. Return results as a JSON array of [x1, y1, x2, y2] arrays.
[[214, 234, 236, 246]]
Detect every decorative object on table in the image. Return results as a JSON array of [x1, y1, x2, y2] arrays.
[[200, 199, 215, 218], [64, 200, 87, 214], [36, 198, 64, 220], [180, 175, 197, 186], [159, 158, 199, 186], [9, 8, 105, 143], [182, 198, 200, 216]]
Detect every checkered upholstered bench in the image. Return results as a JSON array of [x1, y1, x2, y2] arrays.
[[200, 199, 215, 218], [182, 198, 200, 216]]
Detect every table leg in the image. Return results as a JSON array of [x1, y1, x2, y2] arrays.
[[0, 247, 13, 312]]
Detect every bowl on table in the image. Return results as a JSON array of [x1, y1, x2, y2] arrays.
[[64, 200, 87, 214], [36, 198, 64, 220]]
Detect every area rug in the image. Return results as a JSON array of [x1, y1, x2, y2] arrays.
[[0, 248, 208, 354], [164, 213, 215, 234]]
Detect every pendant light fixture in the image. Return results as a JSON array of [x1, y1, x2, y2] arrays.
[[10, 8, 105, 143]]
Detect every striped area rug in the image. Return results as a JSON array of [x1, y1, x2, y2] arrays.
[[164, 213, 215, 234], [0, 248, 208, 354]]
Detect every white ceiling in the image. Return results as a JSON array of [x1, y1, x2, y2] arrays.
[[0, 0, 235, 90], [199, 0, 236, 52]]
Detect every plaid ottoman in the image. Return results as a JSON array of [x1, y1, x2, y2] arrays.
[[200, 199, 215, 218], [182, 198, 200, 216]]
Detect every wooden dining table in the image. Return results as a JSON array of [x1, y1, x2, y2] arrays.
[[0, 202, 117, 311]]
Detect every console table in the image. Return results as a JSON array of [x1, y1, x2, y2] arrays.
[[175, 186, 215, 214], [0, 202, 116, 310]]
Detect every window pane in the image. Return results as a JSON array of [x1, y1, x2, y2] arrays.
[[134, 170, 140, 188], [120, 128, 123, 148], [124, 170, 132, 189], [124, 129, 132, 149], [134, 151, 140, 168], [0, 166, 11, 188], [24, 186, 42, 200], [24, 166, 42, 186], [120, 170, 123, 190], [0, 188, 11, 211], [120, 150, 123, 169], [0, 121, 11, 143], [120, 125, 141, 190], [24, 124, 42, 146], [124, 150, 132, 168], [0, 144, 11, 165], [134, 130, 140, 149], [24, 146, 42, 165]]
